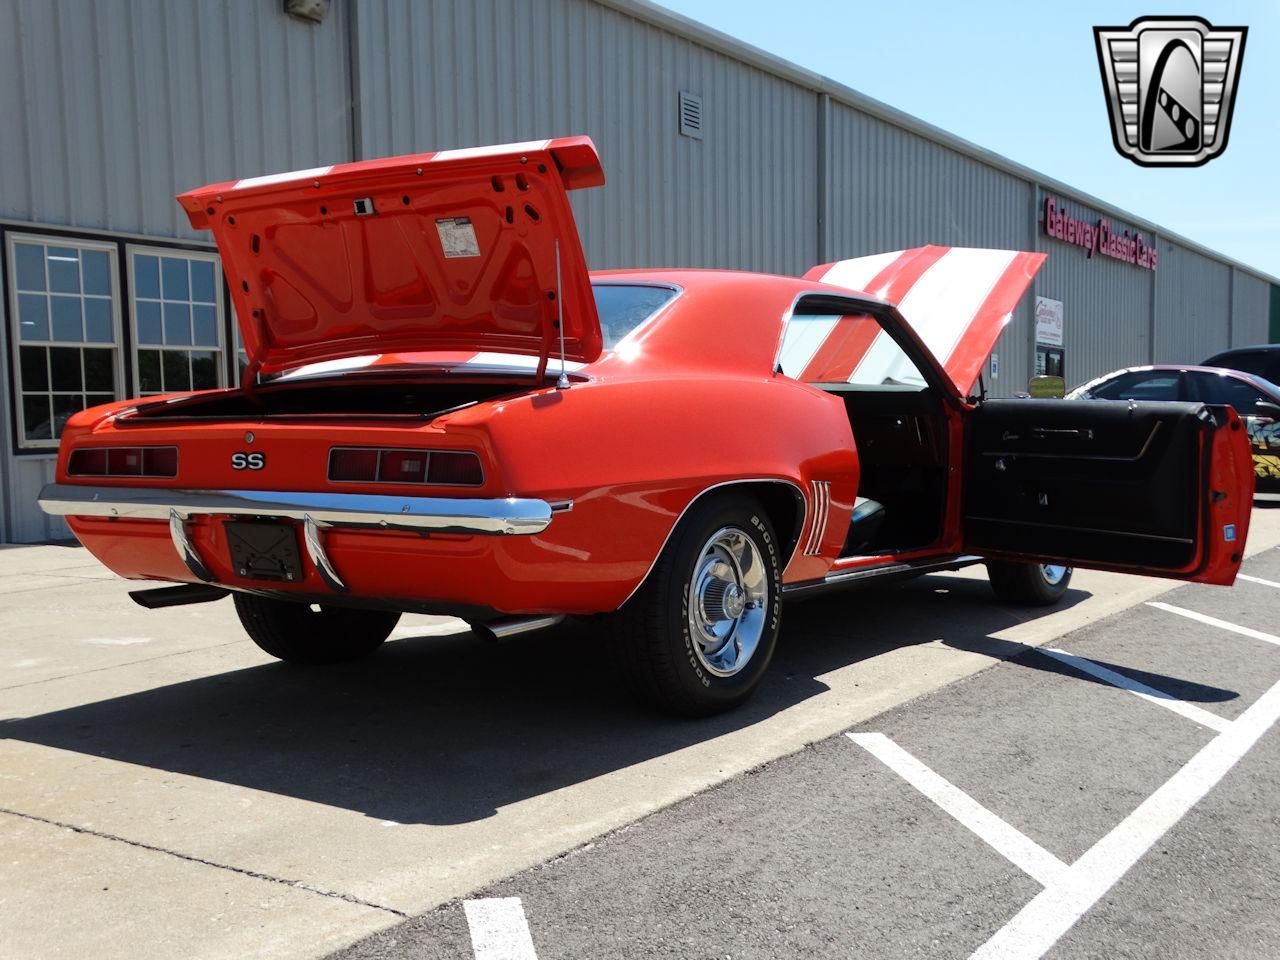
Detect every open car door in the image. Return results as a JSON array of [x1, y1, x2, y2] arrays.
[[963, 399, 1254, 585]]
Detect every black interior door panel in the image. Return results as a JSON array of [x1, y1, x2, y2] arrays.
[[964, 399, 1211, 570]]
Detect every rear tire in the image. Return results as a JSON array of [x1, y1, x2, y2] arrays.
[[986, 561, 1072, 606], [610, 493, 782, 717], [233, 594, 400, 665]]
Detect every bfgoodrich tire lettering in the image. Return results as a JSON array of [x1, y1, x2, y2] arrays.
[[611, 493, 782, 716], [233, 594, 400, 665]]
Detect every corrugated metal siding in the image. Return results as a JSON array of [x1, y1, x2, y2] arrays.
[[825, 103, 1034, 395], [353, 0, 819, 275], [1153, 240, 1233, 364], [1231, 269, 1271, 348], [8, 458, 66, 544], [0, 0, 353, 241], [1032, 192, 1153, 392]]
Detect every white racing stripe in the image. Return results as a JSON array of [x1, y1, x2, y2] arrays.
[[849, 248, 1017, 386], [432, 140, 551, 162], [233, 165, 333, 190], [817, 250, 903, 293], [1236, 573, 1280, 589], [971, 673, 1280, 959], [776, 314, 840, 379], [464, 897, 539, 960], [1147, 601, 1280, 647], [1040, 648, 1231, 733], [847, 733, 1069, 888], [891, 247, 1017, 363]]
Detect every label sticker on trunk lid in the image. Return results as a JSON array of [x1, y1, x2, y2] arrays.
[[435, 216, 481, 258]]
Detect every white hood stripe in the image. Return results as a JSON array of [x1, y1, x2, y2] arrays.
[[234, 165, 334, 190]]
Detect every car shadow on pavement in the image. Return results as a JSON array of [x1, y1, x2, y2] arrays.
[[941, 633, 1239, 703], [0, 572, 1232, 824]]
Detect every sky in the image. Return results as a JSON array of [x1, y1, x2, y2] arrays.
[[659, 0, 1279, 278]]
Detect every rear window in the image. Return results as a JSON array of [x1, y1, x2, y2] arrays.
[[592, 284, 679, 349]]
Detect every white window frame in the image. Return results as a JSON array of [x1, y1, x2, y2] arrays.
[[5, 232, 126, 451], [125, 244, 228, 398]]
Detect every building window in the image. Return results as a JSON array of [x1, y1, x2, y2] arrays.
[[128, 247, 225, 397], [5, 235, 122, 448]]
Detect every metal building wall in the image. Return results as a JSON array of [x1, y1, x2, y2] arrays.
[[1231, 270, 1271, 348], [1031, 192, 1154, 391], [0, 0, 353, 240], [0, 0, 355, 542], [0, 0, 1276, 541], [352, 0, 820, 276], [824, 102, 1035, 395], [1153, 241, 1233, 364]]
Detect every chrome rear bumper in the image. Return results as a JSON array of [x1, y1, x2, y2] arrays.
[[39, 483, 556, 592]]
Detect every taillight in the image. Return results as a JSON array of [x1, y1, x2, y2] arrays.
[[328, 448, 379, 482], [380, 450, 429, 483], [68, 446, 178, 478], [427, 451, 484, 486], [327, 447, 484, 486]]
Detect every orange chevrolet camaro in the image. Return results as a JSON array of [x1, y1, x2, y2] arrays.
[[41, 137, 1255, 715]]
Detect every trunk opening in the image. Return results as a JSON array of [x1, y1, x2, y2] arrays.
[[121, 376, 537, 423]]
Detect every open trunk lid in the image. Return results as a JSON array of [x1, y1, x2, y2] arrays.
[[178, 137, 604, 376], [805, 246, 1046, 395]]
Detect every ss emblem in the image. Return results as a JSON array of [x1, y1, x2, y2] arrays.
[[231, 451, 265, 471]]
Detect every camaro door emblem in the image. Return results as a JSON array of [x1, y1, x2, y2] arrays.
[[231, 451, 266, 470], [1094, 16, 1247, 167]]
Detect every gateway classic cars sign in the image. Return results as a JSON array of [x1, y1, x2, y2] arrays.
[[1043, 196, 1158, 270]]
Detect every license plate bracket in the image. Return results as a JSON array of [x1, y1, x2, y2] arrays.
[[225, 520, 304, 583]]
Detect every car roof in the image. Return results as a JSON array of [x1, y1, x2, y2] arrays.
[[1081, 364, 1280, 395], [1204, 344, 1280, 357]]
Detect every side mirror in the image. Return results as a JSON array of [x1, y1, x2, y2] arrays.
[[1027, 375, 1066, 399], [1254, 400, 1280, 421]]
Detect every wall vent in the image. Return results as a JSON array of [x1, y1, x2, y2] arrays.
[[678, 90, 704, 139]]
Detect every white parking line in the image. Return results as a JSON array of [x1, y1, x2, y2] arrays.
[[970, 673, 1280, 959], [1147, 601, 1280, 647], [847, 733, 1069, 888], [1041, 648, 1231, 733], [1237, 573, 1280, 589], [464, 898, 539, 960]]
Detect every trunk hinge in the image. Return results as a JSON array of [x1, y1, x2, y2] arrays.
[[535, 239, 571, 389]]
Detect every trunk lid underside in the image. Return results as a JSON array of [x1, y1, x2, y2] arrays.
[[178, 137, 605, 376]]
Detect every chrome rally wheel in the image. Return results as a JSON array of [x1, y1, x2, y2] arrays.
[[610, 493, 782, 716], [986, 560, 1073, 606], [688, 526, 770, 677], [1040, 564, 1071, 586]]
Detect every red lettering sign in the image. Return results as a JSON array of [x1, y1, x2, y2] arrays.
[[1042, 197, 1157, 271]]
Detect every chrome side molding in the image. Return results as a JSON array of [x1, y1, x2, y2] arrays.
[[782, 554, 984, 599]]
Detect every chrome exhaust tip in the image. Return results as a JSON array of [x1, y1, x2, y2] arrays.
[[469, 614, 565, 643]]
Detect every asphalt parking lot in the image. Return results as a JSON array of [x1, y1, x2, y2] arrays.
[[4, 511, 1280, 959]]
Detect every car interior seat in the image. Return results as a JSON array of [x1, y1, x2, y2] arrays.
[[842, 496, 886, 555]]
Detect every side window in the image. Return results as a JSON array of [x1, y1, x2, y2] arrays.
[[1090, 371, 1181, 401], [779, 309, 926, 389], [1185, 371, 1269, 416]]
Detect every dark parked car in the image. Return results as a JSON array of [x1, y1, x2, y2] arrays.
[[1069, 364, 1280, 499], [1203, 345, 1280, 385]]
